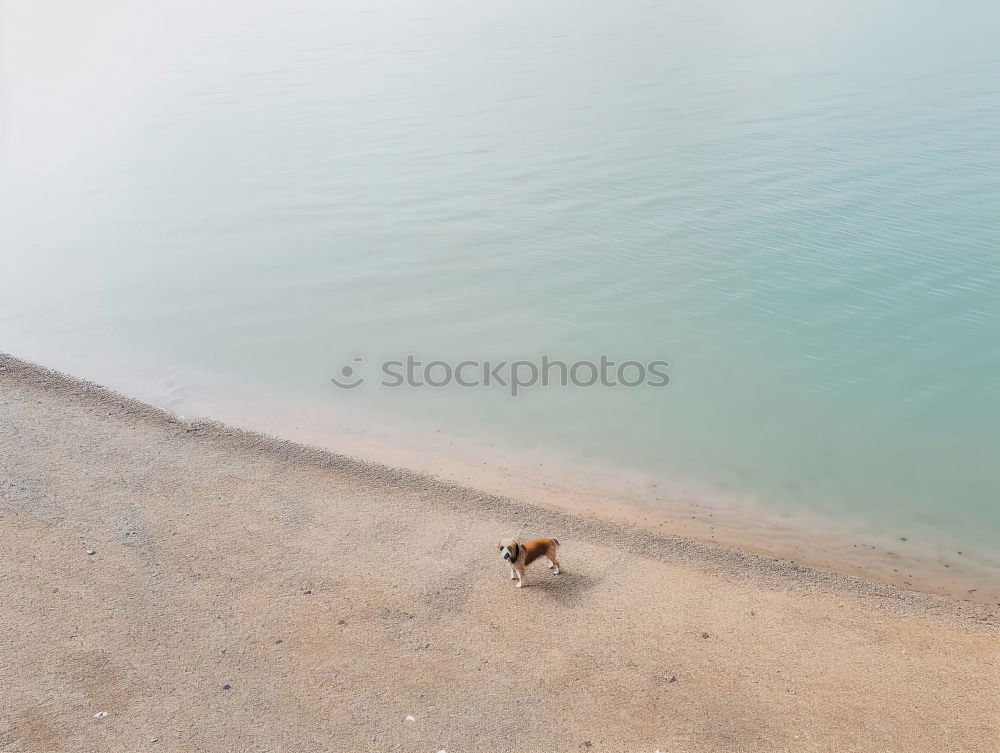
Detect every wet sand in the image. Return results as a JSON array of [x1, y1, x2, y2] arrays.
[[1, 354, 997, 752]]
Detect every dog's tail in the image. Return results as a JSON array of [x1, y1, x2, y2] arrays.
[[551, 537, 560, 547]]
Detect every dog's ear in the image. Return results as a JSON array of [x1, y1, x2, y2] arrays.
[[498, 542, 503, 550]]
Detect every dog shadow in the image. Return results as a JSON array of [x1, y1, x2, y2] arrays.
[[522, 569, 597, 603]]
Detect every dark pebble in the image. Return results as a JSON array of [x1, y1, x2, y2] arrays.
[[668, 676, 677, 683], [701, 632, 710, 639], [221, 683, 232, 690], [899, 537, 908, 541], [582, 742, 592, 749], [337, 619, 346, 625], [304, 590, 312, 595]]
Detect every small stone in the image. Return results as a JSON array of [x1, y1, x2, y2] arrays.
[[424, 643, 431, 649], [582, 742, 592, 749], [701, 632, 709, 639], [85, 549, 96, 556], [304, 590, 312, 595], [899, 537, 908, 541], [94, 711, 108, 719], [221, 683, 232, 690], [668, 676, 677, 683], [405, 715, 415, 722], [149, 738, 158, 743], [337, 619, 346, 625]]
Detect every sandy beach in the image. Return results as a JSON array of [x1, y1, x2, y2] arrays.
[[1, 353, 997, 752]]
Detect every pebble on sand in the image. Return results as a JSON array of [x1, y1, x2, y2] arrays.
[[85, 549, 96, 555], [94, 711, 108, 719], [337, 619, 346, 625], [221, 683, 232, 690]]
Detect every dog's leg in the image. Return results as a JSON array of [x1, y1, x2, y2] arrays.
[[509, 567, 516, 580], [548, 553, 561, 575], [514, 565, 525, 588]]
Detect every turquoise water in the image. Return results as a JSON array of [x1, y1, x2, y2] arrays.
[[2, 1, 999, 555]]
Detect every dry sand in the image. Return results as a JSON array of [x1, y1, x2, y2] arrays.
[[1, 354, 997, 752]]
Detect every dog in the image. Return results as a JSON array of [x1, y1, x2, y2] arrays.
[[498, 537, 561, 588]]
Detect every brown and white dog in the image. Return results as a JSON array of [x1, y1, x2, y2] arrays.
[[498, 537, 561, 588]]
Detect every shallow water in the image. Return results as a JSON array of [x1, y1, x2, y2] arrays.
[[2, 1, 999, 568]]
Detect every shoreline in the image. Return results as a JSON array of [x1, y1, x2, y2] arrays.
[[3, 343, 997, 604], [2, 351, 998, 608], [1, 351, 997, 751]]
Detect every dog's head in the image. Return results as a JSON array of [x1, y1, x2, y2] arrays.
[[498, 538, 520, 564]]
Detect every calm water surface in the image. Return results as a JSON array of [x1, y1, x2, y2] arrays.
[[2, 1, 999, 561]]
